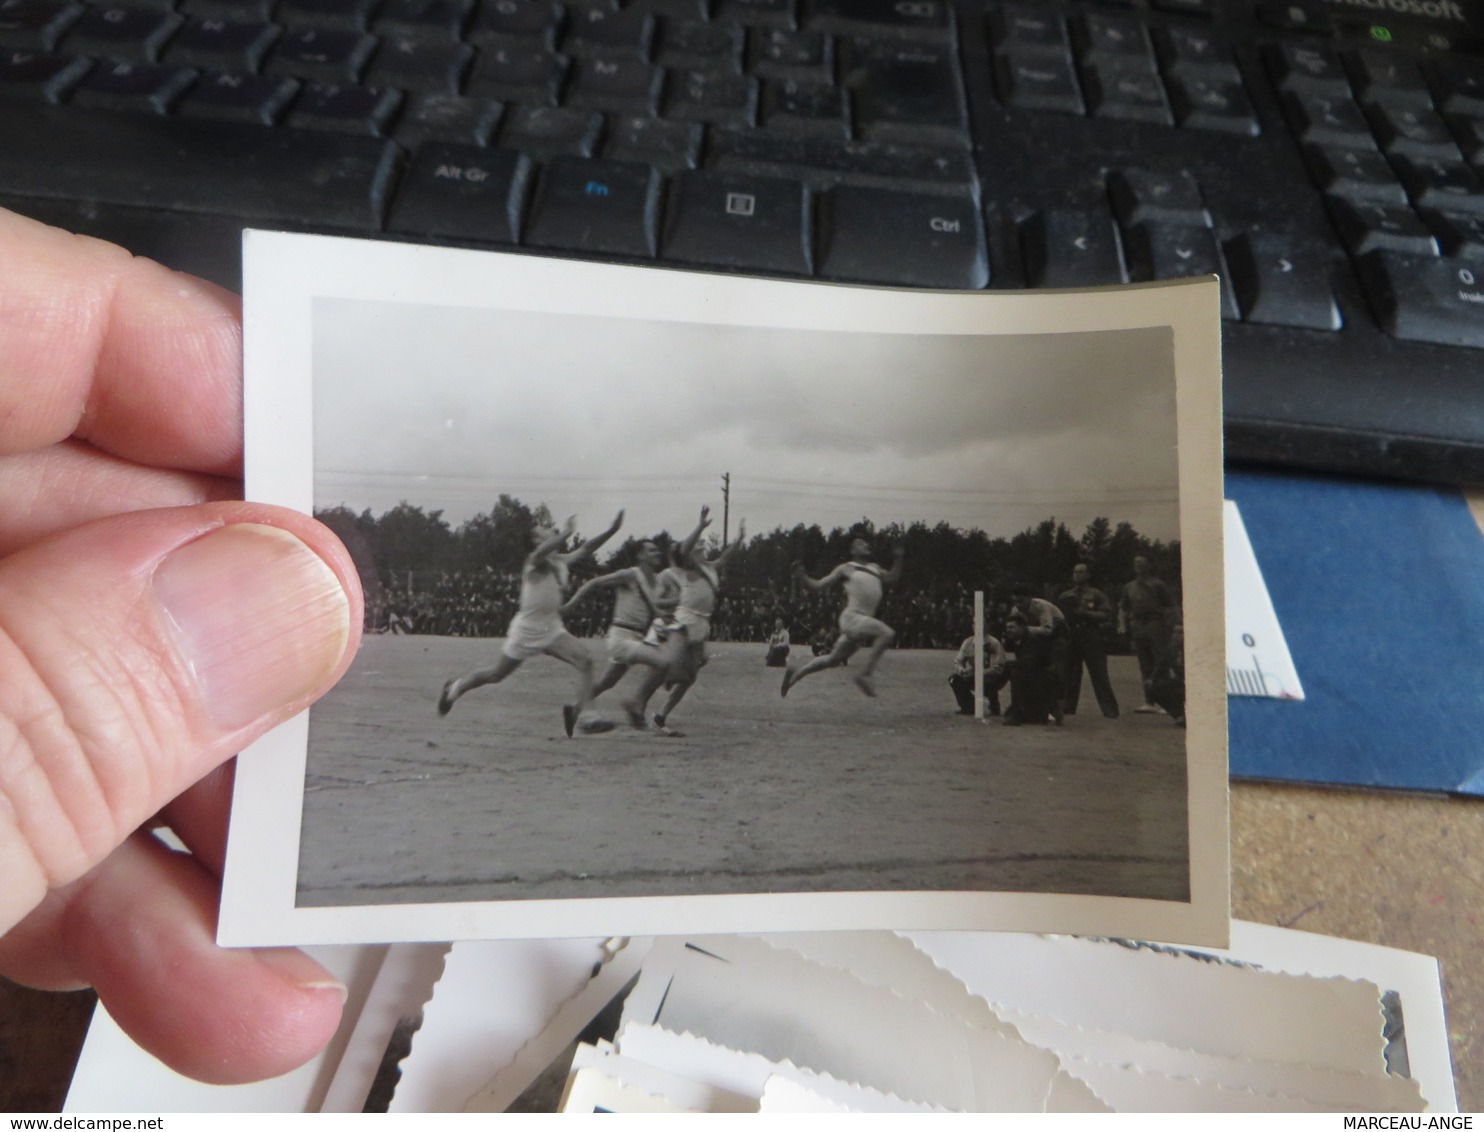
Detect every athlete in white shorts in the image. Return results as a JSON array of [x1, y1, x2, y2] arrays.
[[436, 510, 623, 737], [781, 537, 904, 699], [650, 509, 744, 734], [561, 526, 691, 732]]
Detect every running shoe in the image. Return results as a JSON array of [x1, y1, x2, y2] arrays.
[[437, 679, 458, 717]]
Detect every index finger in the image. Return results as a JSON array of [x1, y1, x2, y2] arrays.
[[0, 209, 243, 476]]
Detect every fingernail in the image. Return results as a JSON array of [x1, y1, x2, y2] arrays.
[[154, 523, 351, 731], [254, 947, 349, 1001]]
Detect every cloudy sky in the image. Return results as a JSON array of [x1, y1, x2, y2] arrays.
[[312, 299, 1180, 545]]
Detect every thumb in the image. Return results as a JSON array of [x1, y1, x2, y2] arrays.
[[0, 502, 361, 934]]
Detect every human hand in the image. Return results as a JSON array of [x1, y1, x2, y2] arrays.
[[0, 210, 362, 1083]]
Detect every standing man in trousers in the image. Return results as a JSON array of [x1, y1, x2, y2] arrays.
[[1118, 555, 1174, 715], [1059, 562, 1120, 719]]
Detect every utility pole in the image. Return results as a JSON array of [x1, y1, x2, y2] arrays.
[[721, 472, 731, 545]]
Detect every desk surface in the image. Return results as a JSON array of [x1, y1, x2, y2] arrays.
[[2, 779, 1480, 1113]]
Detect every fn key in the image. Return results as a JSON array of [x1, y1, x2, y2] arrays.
[[820, 186, 987, 288]]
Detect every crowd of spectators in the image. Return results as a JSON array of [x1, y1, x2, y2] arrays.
[[368, 569, 996, 651]]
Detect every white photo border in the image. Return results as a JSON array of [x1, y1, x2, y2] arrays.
[[222, 231, 1228, 948]]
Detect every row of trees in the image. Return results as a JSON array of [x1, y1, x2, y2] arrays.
[[316, 494, 1181, 640]]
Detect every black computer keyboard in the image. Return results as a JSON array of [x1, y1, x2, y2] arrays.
[[3, 0, 1484, 482]]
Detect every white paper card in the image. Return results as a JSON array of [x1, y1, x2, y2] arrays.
[[1224, 498, 1304, 699], [226, 231, 1228, 949]]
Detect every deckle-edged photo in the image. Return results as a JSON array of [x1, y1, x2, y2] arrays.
[[222, 231, 1227, 948]]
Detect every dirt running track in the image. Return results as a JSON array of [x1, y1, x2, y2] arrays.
[[297, 635, 1190, 907]]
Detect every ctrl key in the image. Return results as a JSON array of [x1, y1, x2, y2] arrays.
[[387, 144, 531, 244], [819, 185, 987, 289], [1356, 250, 1484, 347]]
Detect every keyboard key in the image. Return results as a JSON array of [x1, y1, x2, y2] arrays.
[[266, 26, 377, 82], [1019, 208, 1126, 286], [465, 40, 565, 102], [603, 113, 702, 170], [1447, 115, 1484, 164], [365, 34, 471, 92], [749, 26, 831, 83], [665, 68, 757, 126], [1257, 1, 1332, 34], [1108, 167, 1207, 227], [0, 102, 398, 225], [996, 50, 1083, 115], [1354, 250, 1484, 346], [466, 0, 559, 45], [1425, 208, 1484, 257], [373, 0, 473, 40], [629, 0, 707, 20], [1167, 71, 1258, 135], [1304, 143, 1407, 204], [1153, 24, 1228, 75], [661, 169, 811, 273], [162, 17, 278, 70], [1123, 221, 1238, 316], [1285, 92, 1375, 149], [1327, 196, 1439, 256], [498, 103, 601, 156], [386, 142, 529, 242], [562, 8, 652, 59], [0, 0, 82, 51], [565, 55, 661, 112], [392, 91, 502, 144], [804, 0, 952, 44], [277, 0, 378, 30], [1075, 10, 1151, 61], [761, 77, 847, 135], [1266, 43, 1350, 97], [1391, 154, 1484, 214], [1082, 56, 1171, 125], [714, 0, 792, 30], [63, 5, 182, 62], [176, 69, 298, 122], [525, 155, 660, 256], [1222, 231, 1341, 330], [655, 19, 743, 72], [994, 5, 1069, 56], [1367, 103, 1461, 160], [819, 184, 985, 287], [844, 39, 966, 144], [285, 80, 399, 133], [0, 46, 87, 99], [1423, 56, 1484, 116], [69, 58, 194, 111], [1346, 48, 1431, 109]]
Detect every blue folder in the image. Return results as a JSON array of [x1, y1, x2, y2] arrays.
[[1225, 470, 1484, 796]]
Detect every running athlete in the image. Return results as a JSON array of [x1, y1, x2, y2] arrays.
[[649, 509, 745, 735], [780, 538, 904, 699], [560, 514, 706, 731], [436, 510, 623, 737]]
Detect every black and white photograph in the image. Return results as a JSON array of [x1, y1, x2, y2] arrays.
[[222, 232, 1227, 947]]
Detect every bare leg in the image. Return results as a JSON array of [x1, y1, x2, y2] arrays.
[[611, 641, 673, 728], [860, 623, 890, 676], [438, 653, 522, 716], [656, 644, 705, 727], [546, 634, 596, 735], [588, 660, 630, 701], [781, 636, 859, 697]]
